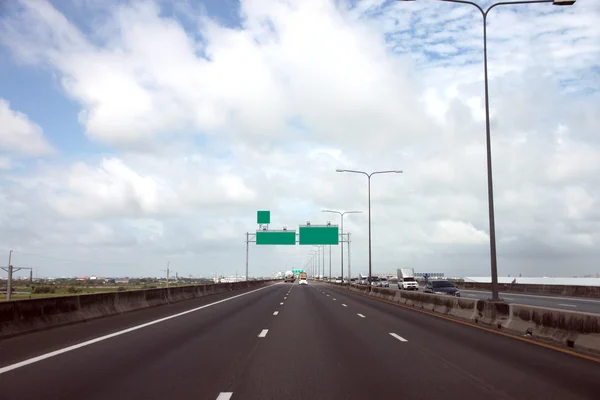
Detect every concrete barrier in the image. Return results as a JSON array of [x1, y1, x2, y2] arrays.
[[454, 281, 600, 299], [331, 282, 600, 354], [0, 280, 275, 339]]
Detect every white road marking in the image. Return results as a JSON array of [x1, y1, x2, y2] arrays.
[[390, 333, 408, 342], [258, 329, 269, 338], [342, 304, 348, 307], [273, 311, 279, 315], [327, 294, 330, 297], [280, 302, 284, 305], [284, 297, 287, 299], [333, 298, 336, 300], [357, 313, 366, 318], [558, 304, 577, 308], [216, 393, 233, 400], [503, 297, 515, 300], [0, 283, 280, 375]]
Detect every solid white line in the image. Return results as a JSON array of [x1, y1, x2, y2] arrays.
[[558, 304, 577, 307], [357, 313, 366, 318], [0, 283, 279, 375], [258, 329, 269, 338], [273, 311, 279, 315], [216, 393, 233, 400], [342, 304, 347, 307], [390, 333, 408, 342]]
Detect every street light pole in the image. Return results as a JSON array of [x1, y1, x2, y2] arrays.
[[397, 0, 576, 301], [336, 169, 403, 288], [322, 209, 362, 284]]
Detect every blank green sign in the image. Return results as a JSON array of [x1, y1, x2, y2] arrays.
[[256, 230, 296, 245], [299, 226, 339, 245], [257, 211, 271, 224]]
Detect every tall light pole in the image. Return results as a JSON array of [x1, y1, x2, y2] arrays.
[[336, 169, 403, 288], [309, 250, 318, 279], [397, 0, 575, 301], [322, 209, 362, 284]]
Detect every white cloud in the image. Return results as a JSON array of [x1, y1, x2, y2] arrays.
[[0, 0, 599, 278], [0, 98, 55, 156]]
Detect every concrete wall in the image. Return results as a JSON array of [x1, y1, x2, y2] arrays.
[[454, 281, 600, 299], [0, 280, 274, 339], [333, 283, 600, 355]]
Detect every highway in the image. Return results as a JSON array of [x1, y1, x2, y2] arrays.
[[0, 282, 598, 400], [386, 284, 600, 314]]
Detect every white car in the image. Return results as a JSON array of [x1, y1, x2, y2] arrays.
[[299, 278, 308, 285]]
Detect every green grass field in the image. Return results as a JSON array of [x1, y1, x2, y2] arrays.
[[1, 281, 207, 301]]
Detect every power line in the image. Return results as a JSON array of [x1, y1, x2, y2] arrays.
[[11, 251, 135, 268]]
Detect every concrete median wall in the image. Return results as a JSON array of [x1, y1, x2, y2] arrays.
[[0, 280, 274, 339], [336, 283, 600, 355], [454, 281, 600, 299]]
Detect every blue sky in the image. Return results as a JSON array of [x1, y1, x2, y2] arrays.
[[0, 0, 599, 278]]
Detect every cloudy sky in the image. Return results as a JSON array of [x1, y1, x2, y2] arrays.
[[1, 0, 599, 279]]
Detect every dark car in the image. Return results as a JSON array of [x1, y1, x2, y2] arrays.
[[423, 280, 460, 297]]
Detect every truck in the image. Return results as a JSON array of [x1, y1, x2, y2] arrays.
[[284, 271, 296, 283], [397, 268, 419, 290]]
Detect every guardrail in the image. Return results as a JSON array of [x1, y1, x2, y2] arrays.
[[453, 282, 600, 299], [327, 282, 600, 355], [0, 280, 276, 338]]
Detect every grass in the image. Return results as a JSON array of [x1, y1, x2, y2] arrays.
[[1, 282, 209, 301]]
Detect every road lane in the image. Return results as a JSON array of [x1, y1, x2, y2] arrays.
[[384, 284, 600, 314], [1, 280, 599, 399], [0, 283, 278, 368], [318, 283, 599, 399], [0, 283, 288, 400]]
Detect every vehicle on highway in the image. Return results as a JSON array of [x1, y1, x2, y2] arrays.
[[397, 268, 419, 290], [334, 276, 343, 284], [423, 280, 460, 297], [284, 271, 296, 283], [350, 278, 358, 285], [370, 276, 381, 287], [380, 277, 389, 287], [298, 272, 308, 285]]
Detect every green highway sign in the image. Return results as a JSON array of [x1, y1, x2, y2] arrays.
[[256, 230, 296, 245], [292, 269, 305, 275], [257, 210, 271, 224], [298, 225, 339, 245]]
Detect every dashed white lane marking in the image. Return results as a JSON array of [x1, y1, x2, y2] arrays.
[[273, 311, 279, 315], [342, 304, 348, 307], [0, 283, 280, 376], [258, 329, 269, 338], [357, 313, 366, 318], [333, 298, 336, 300], [280, 302, 284, 305], [216, 393, 233, 400], [284, 297, 287, 299], [558, 304, 577, 308], [327, 294, 330, 297], [390, 333, 408, 342]]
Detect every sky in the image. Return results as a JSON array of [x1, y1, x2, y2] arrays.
[[1, 0, 599, 279]]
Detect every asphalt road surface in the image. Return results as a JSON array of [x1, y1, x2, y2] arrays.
[[0, 282, 598, 400], [385, 284, 600, 314]]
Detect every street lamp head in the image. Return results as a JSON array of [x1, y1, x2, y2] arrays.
[[553, 0, 575, 5], [394, 170, 404, 173], [335, 169, 345, 173]]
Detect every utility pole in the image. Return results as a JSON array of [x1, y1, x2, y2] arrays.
[[161, 261, 171, 289], [2, 250, 32, 301], [347, 233, 352, 289], [245, 232, 249, 281], [7, 250, 13, 300], [329, 245, 332, 281]]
